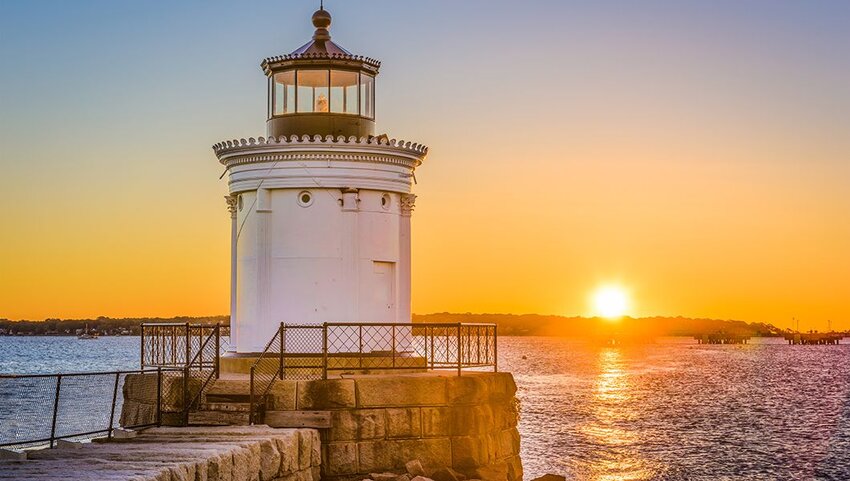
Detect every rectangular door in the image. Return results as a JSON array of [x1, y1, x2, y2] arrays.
[[373, 261, 395, 320]]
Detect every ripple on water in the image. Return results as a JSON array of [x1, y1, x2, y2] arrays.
[[1, 336, 849, 479], [500, 337, 850, 481]]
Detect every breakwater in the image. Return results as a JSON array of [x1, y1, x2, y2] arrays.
[[0, 426, 321, 481], [121, 371, 522, 481]]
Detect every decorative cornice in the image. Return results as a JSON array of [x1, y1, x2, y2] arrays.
[[213, 135, 427, 155], [222, 152, 417, 169], [400, 193, 417, 217], [213, 135, 428, 168], [261, 52, 381, 75], [225, 195, 238, 219]]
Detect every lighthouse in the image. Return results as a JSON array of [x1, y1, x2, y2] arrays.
[[213, 7, 428, 354]]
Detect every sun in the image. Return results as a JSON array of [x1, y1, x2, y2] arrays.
[[592, 285, 630, 319]]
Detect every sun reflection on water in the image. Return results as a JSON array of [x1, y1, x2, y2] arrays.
[[579, 348, 656, 481]]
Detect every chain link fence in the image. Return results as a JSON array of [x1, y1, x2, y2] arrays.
[[248, 322, 497, 423], [140, 323, 230, 369], [0, 369, 166, 450]]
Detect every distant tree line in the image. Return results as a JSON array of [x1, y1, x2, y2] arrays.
[[0, 313, 828, 337], [413, 313, 795, 338], [0, 316, 230, 336]]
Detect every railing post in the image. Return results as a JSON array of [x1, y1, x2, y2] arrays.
[[359, 325, 363, 370], [476, 326, 482, 365], [423, 326, 428, 370], [249, 366, 255, 425], [392, 325, 397, 368], [279, 323, 284, 380], [107, 372, 120, 439], [49, 375, 62, 448], [493, 325, 498, 372], [215, 324, 221, 379], [322, 323, 329, 380], [457, 323, 462, 376], [156, 367, 162, 426], [199, 328, 204, 371], [430, 326, 435, 370], [140, 325, 146, 369], [184, 322, 191, 367], [182, 366, 189, 426]]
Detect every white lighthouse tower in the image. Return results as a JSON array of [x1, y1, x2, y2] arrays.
[[214, 7, 427, 354]]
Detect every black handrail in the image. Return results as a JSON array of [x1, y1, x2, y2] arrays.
[[249, 323, 285, 425], [138, 323, 226, 425], [180, 325, 222, 425]]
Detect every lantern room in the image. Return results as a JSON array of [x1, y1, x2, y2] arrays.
[[262, 8, 380, 138]]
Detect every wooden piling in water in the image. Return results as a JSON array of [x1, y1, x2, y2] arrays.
[[695, 332, 750, 344], [782, 332, 843, 345]]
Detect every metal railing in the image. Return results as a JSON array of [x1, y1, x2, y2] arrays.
[[179, 325, 223, 425], [0, 369, 170, 450], [139, 323, 228, 425], [249, 322, 497, 423], [249, 325, 285, 425], [140, 323, 230, 369]]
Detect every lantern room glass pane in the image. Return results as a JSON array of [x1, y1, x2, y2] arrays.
[[297, 69, 330, 113], [273, 71, 295, 115], [330, 70, 359, 114], [360, 73, 374, 119]]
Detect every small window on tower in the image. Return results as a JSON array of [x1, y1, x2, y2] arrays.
[[381, 193, 391, 210], [238, 195, 243, 211], [297, 191, 314, 207]]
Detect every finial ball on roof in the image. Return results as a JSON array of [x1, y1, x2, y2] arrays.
[[312, 9, 332, 29]]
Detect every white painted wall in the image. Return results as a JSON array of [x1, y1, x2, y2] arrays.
[[216, 138, 425, 353]]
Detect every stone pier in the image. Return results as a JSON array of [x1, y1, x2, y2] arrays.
[[312, 372, 522, 481], [120, 371, 523, 481], [0, 426, 321, 481]]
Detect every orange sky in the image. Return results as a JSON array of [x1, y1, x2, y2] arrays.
[[1, 1, 849, 330]]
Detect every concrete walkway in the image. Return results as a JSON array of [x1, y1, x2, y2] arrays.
[[0, 426, 321, 481]]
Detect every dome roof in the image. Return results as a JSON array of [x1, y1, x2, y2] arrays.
[[290, 37, 352, 57], [261, 8, 380, 75]]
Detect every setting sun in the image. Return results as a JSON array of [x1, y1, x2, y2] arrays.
[[592, 286, 630, 319]]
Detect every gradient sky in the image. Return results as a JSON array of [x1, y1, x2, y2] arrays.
[[1, 1, 849, 329]]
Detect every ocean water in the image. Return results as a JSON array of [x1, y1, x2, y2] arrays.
[[500, 337, 850, 481], [1, 336, 849, 480]]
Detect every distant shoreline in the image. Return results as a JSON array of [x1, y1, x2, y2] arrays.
[[0, 333, 789, 338], [1, 314, 844, 338]]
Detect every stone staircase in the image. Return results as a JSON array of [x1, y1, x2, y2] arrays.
[[187, 377, 333, 429], [187, 379, 258, 426], [188, 397, 252, 426]]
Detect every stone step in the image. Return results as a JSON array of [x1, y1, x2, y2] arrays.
[[204, 393, 254, 404], [188, 409, 251, 426], [200, 401, 251, 412], [265, 410, 332, 428], [204, 379, 251, 396]]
